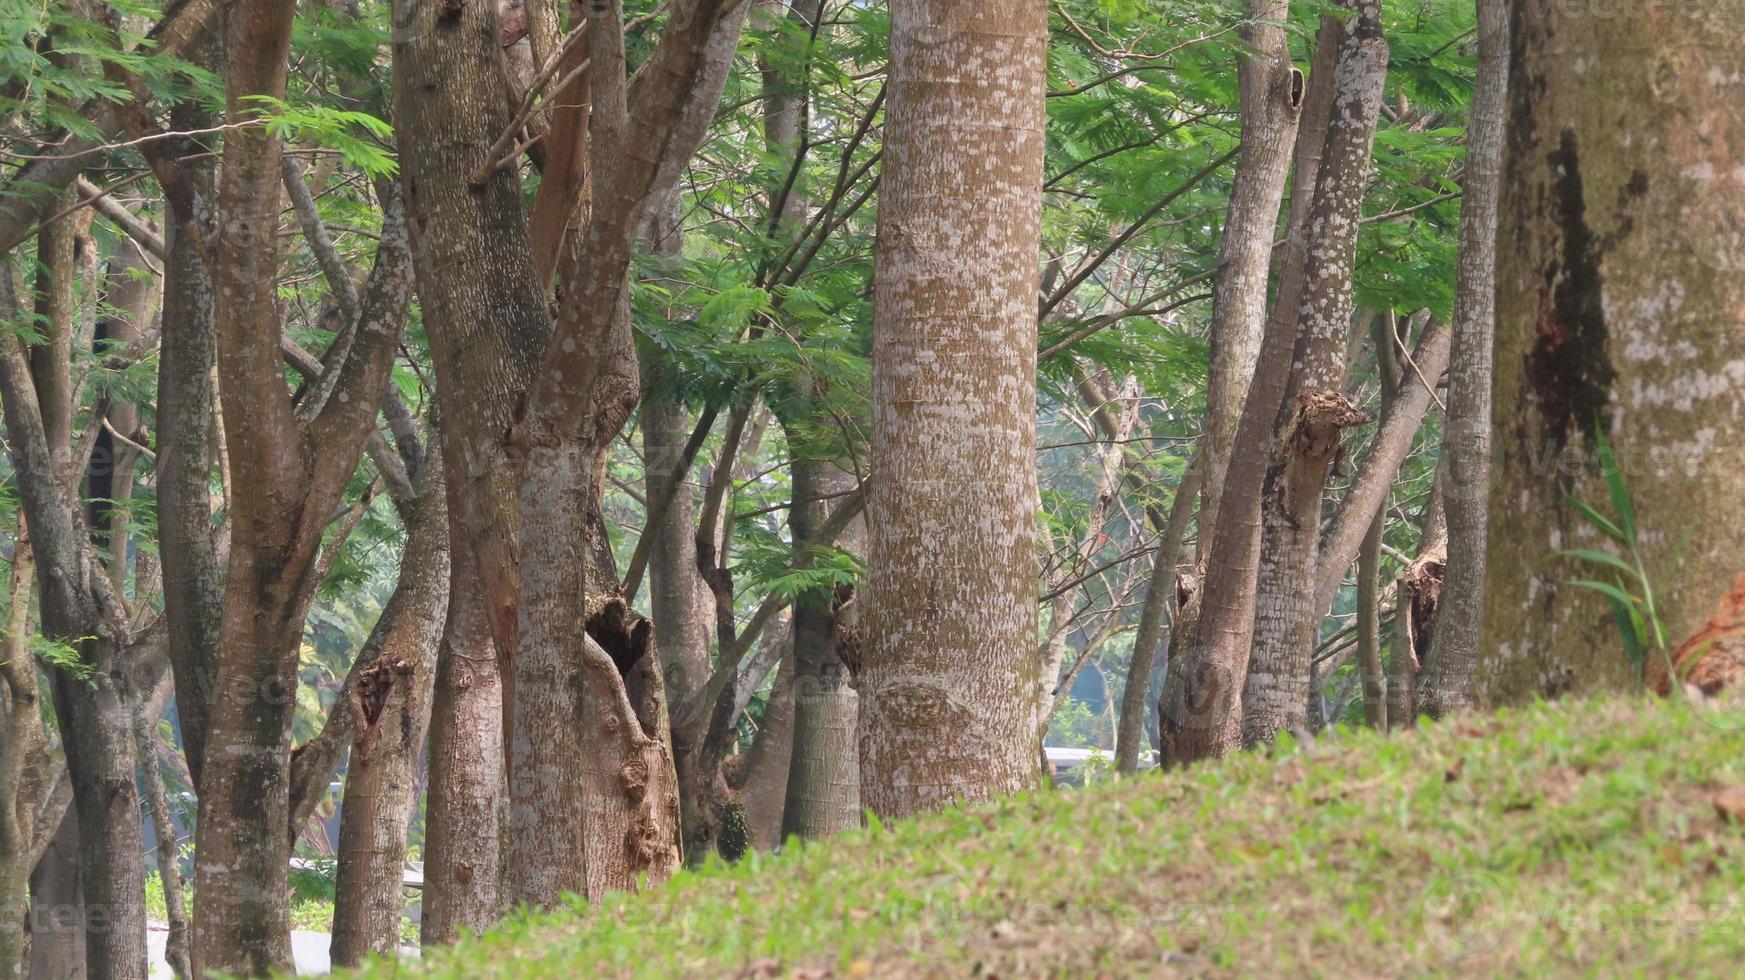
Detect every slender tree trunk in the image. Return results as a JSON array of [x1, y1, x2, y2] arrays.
[[27, 814, 84, 980], [132, 696, 190, 979], [1113, 451, 1201, 774], [858, 0, 1047, 818], [780, 459, 861, 840], [733, 649, 796, 851], [1238, 0, 1389, 747], [0, 519, 42, 979], [331, 466, 449, 967], [1354, 313, 1401, 729], [1198, 0, 1302, 545], [419, 554, 504, 943], [155, 109, 223, 789], [1417, 0, 1504, 716], [1478, 0, 1745, 700]]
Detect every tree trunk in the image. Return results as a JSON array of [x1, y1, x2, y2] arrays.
[[419, 555, 504, 943], [154, 110, 223, 789], [26, 814, 84, 980], [858, 0, 1047, 818], [330, 466, 449, 967], [1160, 2, 1380, 764], [1238, 0, 1389, 747], [1197, 0, 1302, 545], [734, 649, 797, 851], [1417, 0, 1505, 717], [392, 0, 542, 943], [1478, 0, 1745, 700], [0, 519, 43, 979], [1113, 451, 1200, 774], [780, 459, 861, 840]]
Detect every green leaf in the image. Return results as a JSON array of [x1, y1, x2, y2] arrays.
[[1593, 424, 1635, 542], [1566, 494, 1627, 544], [1556, 548, 1638, 579]]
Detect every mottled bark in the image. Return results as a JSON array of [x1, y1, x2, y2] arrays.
[[859, 0, 1047, 817], [2, 211, 148, 980], [1478, 0, 1745, 701], [1157, 16, 1340, 764], [198, 0, 417, 960], [1239, 0, 1389, 747], [418, 553, 504, 943], [1417, 0, 1504, 717], [154, 119, 223, 787], [1198, 0, 1302, 547], [505, 0, 737, 905], [734, 649, 796, 851], [26, 815, 83, 980], [331, 464, 449, 967], [1162, 2, 1384, 763]]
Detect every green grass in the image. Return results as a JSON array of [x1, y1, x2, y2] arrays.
[[355, 695, 1745, 977]]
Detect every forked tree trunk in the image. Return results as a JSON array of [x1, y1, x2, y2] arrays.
[[1477, 0, 1745, 699], [858, 0, 1048, 818], [1159, 4, 1370, 764], [1417, 0, 1505, 716], [1238, 0, 1389, 746]]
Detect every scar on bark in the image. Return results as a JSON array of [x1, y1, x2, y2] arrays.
[[1523, 128, 1616, 462], [349, 657, 415, 762], [1400, 552, 1445, 670], [1650, 573, 1745, 698]]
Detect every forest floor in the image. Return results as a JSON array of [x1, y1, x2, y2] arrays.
[[354, 695, 1745, 977]]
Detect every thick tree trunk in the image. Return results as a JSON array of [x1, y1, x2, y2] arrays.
[[734, 649, 796, 851], [1197, 0, 1303, 545], [330, 465, 449, 967], [392, 0, 543, 943], [1478, 0, 1745, 700], [1238, 0, 1389, 747], [1417, 0, 1505, 717], [858, 0, 1047, 818]]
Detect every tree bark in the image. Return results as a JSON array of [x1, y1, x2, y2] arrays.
[[1237, 0, 1389, 747], [198, 0, 417, 960], [1113, 450, 1200, 774], [1161, 2, 1382, 763], [858, 0, 1047, 818], [1478, 0, 1745, 701], [331, 463, 449, 967], [391, 0, 543, 941], [0, 519, 44, 979], [1417, 0, 1505, 717], [780, 459, 861, 841], [1198, 0, 1302, 546]]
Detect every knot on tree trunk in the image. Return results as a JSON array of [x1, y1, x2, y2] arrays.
[[1283, 389, 1370, 461], [1401, 549, 1446, 670], [350, 657, 415, 761]]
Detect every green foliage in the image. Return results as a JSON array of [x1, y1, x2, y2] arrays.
[[1558, 427, 1669, 680], [241, 96, 397, 178]]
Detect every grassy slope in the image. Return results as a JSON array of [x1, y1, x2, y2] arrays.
[[360, 696, 1745, 977]]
